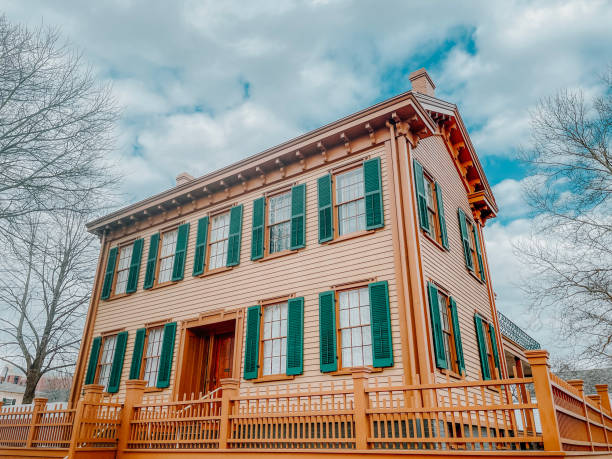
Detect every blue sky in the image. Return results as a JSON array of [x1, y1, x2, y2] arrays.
[[2, 0, 610, 357]]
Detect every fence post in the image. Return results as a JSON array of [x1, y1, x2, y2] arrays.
[[595, 384, 611, 413], [352, 367, 372, 450], [525, 350, 562, 452], [25, 397, 47, 448], [219, 378, 239, 449], [67, 384, 104, 458], [117, 380, 146, 458]]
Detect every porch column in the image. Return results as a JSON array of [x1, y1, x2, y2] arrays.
[[68, 384, 104, 457], [219, 378, 239, 449], [25, 397, 47, 448], [117, 380, 146, 458], [595, 384, 611, 412], [352, 367, 372, 450], [526, 350, 562, 451]]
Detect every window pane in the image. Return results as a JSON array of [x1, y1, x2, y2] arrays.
[[114, 244, 134, 295], [261, 302, 287, 376], [338, 287, 372, 369]]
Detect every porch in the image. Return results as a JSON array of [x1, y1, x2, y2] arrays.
[[0, 351, 610, 458]]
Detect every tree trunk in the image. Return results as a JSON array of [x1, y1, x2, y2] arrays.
[[22, 370, 41, 404]]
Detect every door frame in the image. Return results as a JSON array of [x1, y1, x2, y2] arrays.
[[173, 308, 244, 401]]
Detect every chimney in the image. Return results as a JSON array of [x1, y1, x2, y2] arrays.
[[176, 172, 195, 186], [409, 68, 436, 97]]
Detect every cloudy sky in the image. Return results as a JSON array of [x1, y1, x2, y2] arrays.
[[3, 0, 610, 356]]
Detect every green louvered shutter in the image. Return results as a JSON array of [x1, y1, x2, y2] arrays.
[[317, 175, 333, 243], [192, 217, 209, 276], [427, 282, 448, 369], [364, 158, 384, 230], [85, 336, 102, 385], [244, 305, 261, 380], [126, 239, 144, 294], [319, 291, 337, 372], [473, 223, 486, 282], [156, 322, 177, 388], [435, 183, 449, 249], [458, 209, 474, 271], [101, 247, 118, 300], [129, 328, 146, 380], [449, 298, 465, 375], [286, 297, 304, 375], [171, 223, 190, 281], [474, 315, 491, 380], [107, 331, 128, 393], [369, 281, 393, 368], [489, 323, 501, 378], [251, 198, 265, 260], [413, 159, 430, 233], [143, 233, 160, 289], [226, 205, 243, 266], [290, 184, 306, 250]]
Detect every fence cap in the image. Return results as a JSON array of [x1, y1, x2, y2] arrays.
[[525, 349, 549, 365], [595, 383, 609, 392], [567, 379, 584, 388], [220, 378, 239, 390], [125, 379, 147, 390]]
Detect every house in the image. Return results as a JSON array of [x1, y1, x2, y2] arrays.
[[0, 382, 25, 405]]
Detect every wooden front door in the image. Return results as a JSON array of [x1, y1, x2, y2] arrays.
[[207, 332, 234, 392]]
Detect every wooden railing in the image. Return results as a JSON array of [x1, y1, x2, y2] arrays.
[[0, 402, 33, 447]]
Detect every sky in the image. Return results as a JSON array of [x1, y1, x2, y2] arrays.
[[2, 0, 610, 358]]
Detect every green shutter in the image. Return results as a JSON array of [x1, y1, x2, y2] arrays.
[[317, 175, 333, 243], [449, 298, 465, 375], [126, 239, 144, 294], [427, 282, 448, 369], [319, 291, 337, 372], [192, 217, 209, 276], [171, 223, 190, 281], [489, 323, 501, 378], [251, 198, 265, 260], [84, 336, 102, 385], [369, 281, 393, 368], [244, 305, 261, 380], [474, 315, 491, 380], [473, 223, 486, 282], [458, 209, 474, 271], [286, 297, 304, 376], [143, 233, 160, 290], [156, 322, 177, 388], [435, 183, 449, 249], [363, 158, 384, 230], [129, 328, 146, 380], [101, 247, 118, 300], [413, 159, 430, 233], [107, 331, 128, 393], [226, 205, 243, 266], [290, 184, 306, 250]]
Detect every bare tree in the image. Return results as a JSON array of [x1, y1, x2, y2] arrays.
[[0, 15, 118, 237], [0, 209, 97, 403], [517, 68, 611, 366]]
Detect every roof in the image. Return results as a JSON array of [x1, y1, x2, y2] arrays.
[[0, 382, 26, 394]]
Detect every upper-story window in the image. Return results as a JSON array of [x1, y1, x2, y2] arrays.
[[474, 314, 501, 380], [208, 212, 230, 270], [261, 302, 288, 376], [267, 192, 292, 254], [96, 334, 117, 390], [413, 159, 448, 249], [100, 239, 144, 300], [158, 229, 178, 284], [458, 209, 486, 282], [317, 157, 384, 243], [114, 244, 133, 295]]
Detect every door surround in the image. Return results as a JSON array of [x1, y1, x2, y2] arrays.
[[173, 308, 244, 401]]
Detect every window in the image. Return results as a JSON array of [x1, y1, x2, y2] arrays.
[[208, 212, 230, 270], [338, 287, 372, 368], [437, 291, 459, 374], [474, 315, 500, 380], [458, 208, 485, 282], [157, 229, 178, 284], [424, 175, 440, 242], [485, 326, 498, 378], [413, 159, 448, 248], [142, 326, 164, 387], [335, 167, 366, 236], [267, 192, 291, 254], [2, 398, 16, 405], [97, 334, 118, 390], [261, 302, 288, 376], [114, 244, 133, 295]]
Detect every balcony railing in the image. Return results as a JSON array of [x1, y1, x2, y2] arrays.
[[498, 311, 541, 350], [0, 350, 610, 458]]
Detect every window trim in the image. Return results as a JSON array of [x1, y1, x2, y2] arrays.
[[153, 225, 180, 288], [264, 189, 294, 258]]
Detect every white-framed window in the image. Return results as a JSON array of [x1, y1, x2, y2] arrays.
[[208, 212, 230, 270], [114, 244, 133, 295], [157, 229, 178, 284], [268, 192, 291, 254], [335, 167, 366, 236], [338, 287, 372, 368], [424, 175, 439, 242], [261, 302, 288, 376], [142, 326, 164, 387], [97, 334, 117, 390]]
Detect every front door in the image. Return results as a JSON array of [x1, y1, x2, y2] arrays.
[[207, 332, 234, 391]]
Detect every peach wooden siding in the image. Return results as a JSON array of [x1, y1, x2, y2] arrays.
[[412, 135, 497, 382], [89, 145, 405, 401]]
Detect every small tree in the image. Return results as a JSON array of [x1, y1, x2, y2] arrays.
[[0, 210, 97, 403], [517, 68, 611, 366]]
